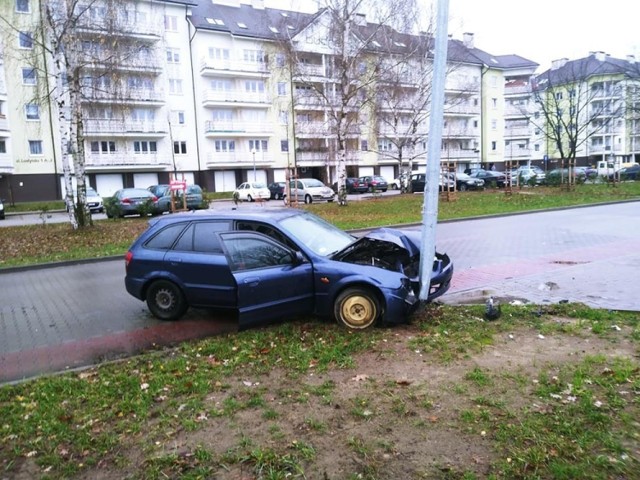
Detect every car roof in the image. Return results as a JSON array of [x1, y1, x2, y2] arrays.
[[146, 207, 307, 228]]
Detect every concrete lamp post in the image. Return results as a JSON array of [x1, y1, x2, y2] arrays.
[[251, 149, 257, 182]]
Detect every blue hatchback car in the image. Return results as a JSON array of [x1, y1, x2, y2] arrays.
[[125, 208, 453, 330]]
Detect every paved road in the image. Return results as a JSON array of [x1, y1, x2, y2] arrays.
[[1, 201, 638, 383]]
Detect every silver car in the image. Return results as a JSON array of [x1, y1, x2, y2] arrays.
[[285, 178, 335, 204]]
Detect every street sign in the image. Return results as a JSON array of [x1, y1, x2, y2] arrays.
[[169, 180, 186, 191]]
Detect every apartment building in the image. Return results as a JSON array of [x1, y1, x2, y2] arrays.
[[0, 0, 197, 203], [533, 52, 640, 169], [1, 0, 545, 203]]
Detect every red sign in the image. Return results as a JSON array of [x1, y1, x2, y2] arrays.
[[169, 181, 186, 191]]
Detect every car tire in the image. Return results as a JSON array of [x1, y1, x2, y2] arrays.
[[459, 183, 467, 191], [247, 194, 253, 202], [146, 280, 187, 321], [275, 193, 281, 200], [334, 287, 380, 330], [304, 194, 312, 204]]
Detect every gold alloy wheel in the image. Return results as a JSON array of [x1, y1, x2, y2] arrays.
[[340, 294, 377, 329]]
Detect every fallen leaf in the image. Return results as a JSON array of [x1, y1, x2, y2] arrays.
[[352, 374, 369, 382]]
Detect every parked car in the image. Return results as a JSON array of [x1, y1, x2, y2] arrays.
[[65, 186, 104, 213], [332, 177, 368, 194], [445, 172, 485, 191], [390, 173, 410, 190], [359, 175, 388, 192], [468, 169, 507, 188], [618, 163, 640, 181], [108, 188, 159, 218], [285, 178, 335, 204], [124, 208, 453, 330], [148, 184, 204, 213], [409, 173, 455, 192], [510, 166, 546, 185], [268, 182, 287, 200], [546, 167, 597, 185], [0, 198, 4, 220], [233, 182, 271, 202]]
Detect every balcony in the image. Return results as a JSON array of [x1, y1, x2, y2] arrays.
[[85, 153, 172, 169], [84, 119, 166, 136], [443, 126, 477, 138], [504, 126, 531, 137], [202, 90, 270, 108], [200, 58, 270, 77], [440, 148, 480, 160], [0, 116, 9, 131], [589, 144, 623, 154], [204, 121, 273, 136], [504, 84, 531, 95], [82, 53, 162, 74], [296, 121, 360, 137], [76, 18, 162, 39], [81, 87, 165, 105], [0, 153, 13, 172], [504, 104, 530, 117], [296, 63, 326, 78], [505, 148, 533, 159], [443, 103, 480, 115], [205, 151, 273, 168]]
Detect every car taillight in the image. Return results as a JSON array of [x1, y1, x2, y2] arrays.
[[122, 197, 131, 204], [151, 195, 158, 202], [125, 251, 133, 269]]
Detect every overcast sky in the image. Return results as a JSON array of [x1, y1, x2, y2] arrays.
[[264, 0, 640, 71]]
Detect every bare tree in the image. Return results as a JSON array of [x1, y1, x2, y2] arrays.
[[529, 58, 625, 187], [1, 0, 158, 227]]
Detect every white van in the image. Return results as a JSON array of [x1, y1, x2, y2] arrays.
[[596, 160, 638, 176]]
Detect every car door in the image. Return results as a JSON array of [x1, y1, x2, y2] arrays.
[[219, 231, 314, 329], [164, 220, 237, 308]]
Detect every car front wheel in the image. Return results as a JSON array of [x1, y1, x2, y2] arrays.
[[304, 194, 312, 204], [334, 287, 380, 330], [146, 280, 187, 321]]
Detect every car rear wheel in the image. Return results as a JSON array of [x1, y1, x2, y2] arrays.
[[304, 194, 312, 204], [459, 183, 467, 191], [334, 287, 380, 330], [146, 280, 187, 321], [247, 194, 253, 202]]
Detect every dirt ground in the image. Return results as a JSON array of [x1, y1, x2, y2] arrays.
[[11, 319, 639, 480]]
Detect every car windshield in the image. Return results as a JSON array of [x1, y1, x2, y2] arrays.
[[303, 179, 324, 188], [252, 183, 267, 188], [278, 212, 354, 257], [86, 188, 98, 196]]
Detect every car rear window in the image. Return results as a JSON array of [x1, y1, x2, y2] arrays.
[[174, 221, 230, 253]]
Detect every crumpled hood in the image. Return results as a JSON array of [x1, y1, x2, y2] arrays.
[[360, 227, 421, 257]]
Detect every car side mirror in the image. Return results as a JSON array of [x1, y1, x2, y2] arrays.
[[292, 251, 305, 266]]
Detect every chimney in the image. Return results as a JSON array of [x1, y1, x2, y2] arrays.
[[551, 58, 568, 70], [627, 54, 636, 64], [354, 13, 366, 26], [463, 32, 474, 49], [593, 51, 607, 61]]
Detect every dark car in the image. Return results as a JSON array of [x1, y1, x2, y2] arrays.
[[0, 198, 4, 220], [468, 169, 507, 188], [618, 164, 640, 181], [108, 188, 159, 218], [359, 175, 388, 192], [332, 177, 368, 194], [409, 173, 455, 192], [148, 184, 204, 213], [124, 208, 453, 330], [268, 182, 287, 200], [445, 172, 485, 191]]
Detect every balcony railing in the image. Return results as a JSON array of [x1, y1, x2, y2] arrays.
[[443, 104, 480, 115], [202, 90, 271, 106], [84, 119, 165, 134], [85, 153, 172, 167], [504, 126, 531, 137], [81, 87, 165, 104], [76, 18, 162, 38], [0, 116, 9, 131], [296, 63, 326, 77], [0, 153, 13, 170], [504, 104, 530, 116], [589, 144, 623, 154], [204, 121, 273, 135], [205, 151, 273, 167], [200, 58, 270, 75]]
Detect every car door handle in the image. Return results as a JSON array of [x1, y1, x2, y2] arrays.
[[166, 257, 182, 264], [243, 277, 260, 287]]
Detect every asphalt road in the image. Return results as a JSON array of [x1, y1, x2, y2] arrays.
[[1, 201, 639, 383]]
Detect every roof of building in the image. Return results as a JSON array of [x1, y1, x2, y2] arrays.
[[536, 52, 640, 85], [189, 1, 539, 70]]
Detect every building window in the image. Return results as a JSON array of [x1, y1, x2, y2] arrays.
[[0, 140, 6, 154], [491, 141, 497, 151], [276, 54, 286, 67], [361, 140, 368, 151], [169, 79, 183, 94], [491, 119, 497, 130], [249, 139, 268, 152], [492, 98, 497, 108], [245, 80, 265, 93], [280, 140, 289, 152], [214, 140, 235, 152], [133, 141, 157, 154], [28, 140, 43, 155], [166, 48, 180, 63], [556, 92, 563, 100], [91, 141, 116, 153], [22, 67, 36, 85], [16, 0, 29, 12], [208, 48, 230, 60], [473, 120, 478, 128], [19, 31, 33, 49], [164, 15, 177, 31], [243, 49, 265, 63], [173, 141, 187, 154], [534, 144, 540, 152], [277, 82, 287, 96], [25, 103, 39, 120], [174, 111, 185, 125]]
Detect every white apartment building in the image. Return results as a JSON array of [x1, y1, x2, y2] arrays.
[[1, 0, 546, 203]]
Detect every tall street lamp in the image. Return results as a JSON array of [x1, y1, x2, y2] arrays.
[[251, 148, 257, 181]]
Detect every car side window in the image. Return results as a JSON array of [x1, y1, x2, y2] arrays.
[[174, 221, 230, 253], [223, 236, 294, 271], [236, 221, 297, 250], [145, 223, 188, 250]]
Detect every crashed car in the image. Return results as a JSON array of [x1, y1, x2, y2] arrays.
[[124, 208, 453, 330]]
